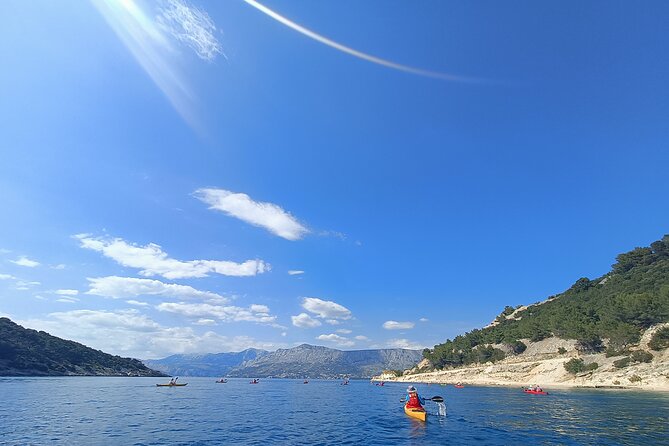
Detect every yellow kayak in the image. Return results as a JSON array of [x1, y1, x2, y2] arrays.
[[404, 404, 427, 422], [156, 383, 188, 387]]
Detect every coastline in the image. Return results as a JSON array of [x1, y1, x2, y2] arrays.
[[374, 336, 669, 392]]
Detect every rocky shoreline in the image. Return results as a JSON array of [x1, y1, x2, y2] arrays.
[[374, 330, 669, 391]]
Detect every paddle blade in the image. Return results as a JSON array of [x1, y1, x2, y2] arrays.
[[430, 396, 444, 403]]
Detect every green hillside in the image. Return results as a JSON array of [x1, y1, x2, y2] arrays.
[[0, 318, 165, 376], [424, 235, 669, 369]]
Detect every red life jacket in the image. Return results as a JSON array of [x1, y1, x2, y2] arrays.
[[406, 393, 423, 409]]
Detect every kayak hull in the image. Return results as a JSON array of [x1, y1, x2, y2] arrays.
[[523, 389, 548, 395], [156, 383, 188, 387], [404, 404, 427, 422], [454, 385, 464, 389]]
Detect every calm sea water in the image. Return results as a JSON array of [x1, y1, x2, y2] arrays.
[[1, 377, 667, 445]]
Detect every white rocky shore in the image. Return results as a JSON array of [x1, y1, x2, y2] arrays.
[[375, 325, 669, 391]]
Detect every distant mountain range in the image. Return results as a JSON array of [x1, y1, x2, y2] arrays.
[[144, 344, 422, 378], [143, 348, 268, 377], [0, 317, 165, 377]]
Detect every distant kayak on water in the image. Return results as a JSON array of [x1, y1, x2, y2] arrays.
[[523, 388, 548, 395], [216, 379, 227, 383], [156, 383, 188, 387]]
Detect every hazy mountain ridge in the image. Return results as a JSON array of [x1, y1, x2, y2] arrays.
[[0, 317, 165, 377], [143, 348, 268, 376], [227, 344, 423, 378]]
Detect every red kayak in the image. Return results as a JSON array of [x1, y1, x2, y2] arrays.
[[454, 385, 464, 389], [523, 389, 548, 395]]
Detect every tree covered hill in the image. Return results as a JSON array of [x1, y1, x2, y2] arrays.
[[424, 235, 669, 369], [0, 318, 165, 376]]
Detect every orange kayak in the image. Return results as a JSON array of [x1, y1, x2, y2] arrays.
[[404, 404, 427, 422]]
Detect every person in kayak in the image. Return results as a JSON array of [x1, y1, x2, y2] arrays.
[[405, 386, 425, 409]]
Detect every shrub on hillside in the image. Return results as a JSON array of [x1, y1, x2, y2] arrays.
[[576, 336, 604, 353], [564, 358, 585, 374], [557, 347, 567, 354], [605, 347, 628, 357], [508, 340, 527, 354], [648, 327, 669, 351], [564, 358, 598, 374], [613, 357, 631, 369], [630, 350, 653, 363], [585, 362, 599, 371]]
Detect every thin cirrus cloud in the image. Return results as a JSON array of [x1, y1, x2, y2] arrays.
[[194, 188, 309, 241], [55, 290, 79, 296], [242, 0, 482, 83], [382, 320, 415, 330], [92, 0, 222, 128], [87, 276, 226, 301], [287, 270, 304, 276], [157, 0, 223, 61], [75, 234, 267, 279], [10, 256, 40, 268]]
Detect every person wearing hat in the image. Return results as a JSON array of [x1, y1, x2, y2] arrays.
[[405, 385, 425, 409]]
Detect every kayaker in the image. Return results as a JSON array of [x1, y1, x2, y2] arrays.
[[405, 386, 425, 409]]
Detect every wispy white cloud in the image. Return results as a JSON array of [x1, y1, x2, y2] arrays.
[[92, 0, 222, 127], [194, 188, 309, 241], [75, 234, 267, 279], [324, 319, 340, 325], [195, 318, 216, 325], [419, 317, 429, 322], [302, 297, 351, 320], [15, 280, 40, 290], [354, 335, 369, 341], [156, 301, 277, 324], [55, 298, 79, 304], [126, 299, 150, 307], [19, 309, 281, 358], [316, 333, 354, 348], [382, 320, 415, 330], [387, 338, 424, 350], [336, 329, 352, 334], [157, 0, 222, 61], [291, 312, 321, 328], [288, 270, 304, 276], [0, 274, 16, 280], [87, 276, 225, 301], [10, 256, 40, 268], [51, 264, 67, 270], [56, 289, 79, 296]]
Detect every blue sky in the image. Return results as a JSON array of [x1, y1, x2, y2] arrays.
[[1, 0, 668, 359]]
